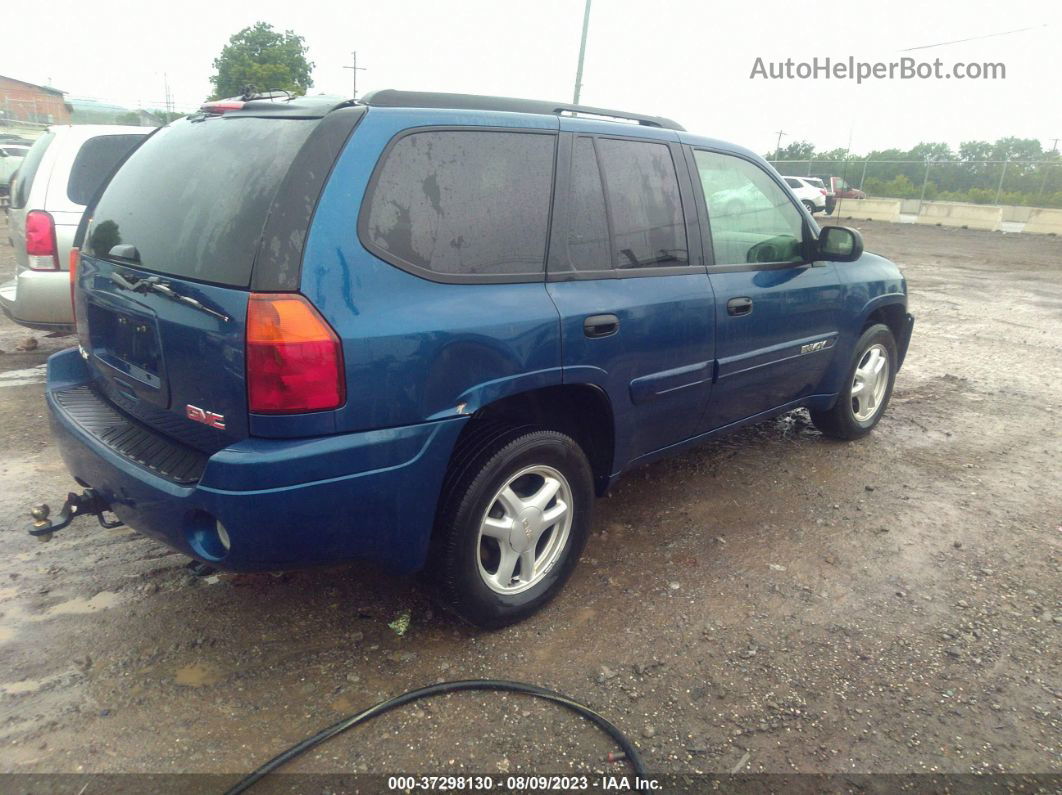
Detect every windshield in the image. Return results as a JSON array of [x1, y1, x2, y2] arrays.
[[86, 115, 317, 287]]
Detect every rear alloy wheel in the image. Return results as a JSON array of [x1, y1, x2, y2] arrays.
[[810, 323, 897, 440], [433, 430, 593, 628], [802, 199, 817, 214]]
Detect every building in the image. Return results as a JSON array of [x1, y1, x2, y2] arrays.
[[0, 75, 71, 125]]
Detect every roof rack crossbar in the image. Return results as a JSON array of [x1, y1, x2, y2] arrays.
[[358, 90, 684, 131]]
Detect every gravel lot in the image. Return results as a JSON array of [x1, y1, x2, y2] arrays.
[[0, 214, 1058, 786]]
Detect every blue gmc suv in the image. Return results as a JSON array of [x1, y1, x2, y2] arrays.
[[35, 90, 912, 627]]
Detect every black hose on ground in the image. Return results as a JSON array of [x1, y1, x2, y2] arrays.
[[224, 678, 649, 795]]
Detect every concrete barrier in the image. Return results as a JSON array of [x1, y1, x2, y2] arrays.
[[829, 197, 1061, 235], [833, 197, 901, 223], [915, 201, 1002, 231], [1023, 208, 1062, 235]]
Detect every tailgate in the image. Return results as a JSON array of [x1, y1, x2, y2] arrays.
[[76, 255, 250, 451], [74, 111, 335, 451]]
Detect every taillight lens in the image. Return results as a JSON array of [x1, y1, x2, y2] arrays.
[[200, 100, 245, 114], [820, 189, 827, 195], [246, 293, 345, 414], [25, 210, 58, 270]]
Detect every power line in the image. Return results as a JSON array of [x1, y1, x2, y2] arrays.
[[900, 23, 1047, 52]]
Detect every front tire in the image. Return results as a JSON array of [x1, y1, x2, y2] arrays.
[[810, 323, 897, 440], [432, 429, 594, 628]]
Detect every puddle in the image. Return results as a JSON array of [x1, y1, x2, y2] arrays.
[[0, 672, 65, 696], [45, 591, 121, 616], [174, 663, 223, 687], [0, 365, 46, 388], [0, 591, 123, 643]]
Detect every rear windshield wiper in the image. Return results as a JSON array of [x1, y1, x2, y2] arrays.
[[110, 273, 230, 323]]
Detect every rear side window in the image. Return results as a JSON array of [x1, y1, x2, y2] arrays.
[[66, 134, 144, 205], [565, 137, 610, 270], [87, 116, 317, 287], [362, 130, 555, 279], [595, 138, 688, 269], [10, 131, 53, 209]]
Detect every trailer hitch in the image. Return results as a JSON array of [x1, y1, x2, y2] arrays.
[[29, 489, 123, 542]]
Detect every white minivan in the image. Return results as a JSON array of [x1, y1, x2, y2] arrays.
[[2, 125, 149, 330]]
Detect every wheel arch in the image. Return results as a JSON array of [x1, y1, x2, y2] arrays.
[[443, 384, 615, 497]]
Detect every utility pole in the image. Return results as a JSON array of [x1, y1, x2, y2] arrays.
[[163, 72, 173, 115], [572, 0, 592, 104], [343, 51, 367, 100], [774, 130, 787, 161]]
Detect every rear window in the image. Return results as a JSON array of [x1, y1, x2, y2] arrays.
[[10, 131, 53, 209], [66, 134, 144, 205], [87, 116, 317, 287]]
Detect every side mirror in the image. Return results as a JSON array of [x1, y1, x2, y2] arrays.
[[817, 225, 863, 262]]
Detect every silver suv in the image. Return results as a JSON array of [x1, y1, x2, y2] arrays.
[[2, 125, 148, 330]]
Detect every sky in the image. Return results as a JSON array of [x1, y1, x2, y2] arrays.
[[4, 0, 1060, 156]]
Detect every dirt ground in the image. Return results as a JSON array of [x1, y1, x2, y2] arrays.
[[0, 215, 1058, 788]]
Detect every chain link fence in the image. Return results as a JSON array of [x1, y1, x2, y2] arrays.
[[768, 158, 1062, 208]]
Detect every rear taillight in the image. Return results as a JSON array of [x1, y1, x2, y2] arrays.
[[820, 189, 827, 196], [25, 210, 58, 270], [246, 293, 345, 414]]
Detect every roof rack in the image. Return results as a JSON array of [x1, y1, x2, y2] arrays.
[[359, 89, 684, 131]]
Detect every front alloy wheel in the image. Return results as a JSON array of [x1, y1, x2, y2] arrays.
[[810, 323, 898, 440], [851, 344, 889, 422]]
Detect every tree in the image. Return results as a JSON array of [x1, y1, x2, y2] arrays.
[[209, 22, 314, 100]]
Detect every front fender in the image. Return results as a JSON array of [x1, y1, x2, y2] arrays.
[[818, 252, 909, 396]]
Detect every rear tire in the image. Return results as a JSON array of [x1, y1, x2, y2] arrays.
[[432, 429, 594, 628], [802, 200, 817, 214], [810, 323, 897, 440]]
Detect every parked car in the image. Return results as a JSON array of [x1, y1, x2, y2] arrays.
[[802, 176, 836, 215], [1, 125, 148, 331], [814, 174, 866, 200], [0, 144, 30, 197], [36, 91, 912, 627], [783, 176, 828, 214]]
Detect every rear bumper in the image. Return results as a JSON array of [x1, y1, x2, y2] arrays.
[[0, 268, 74, 331], [45, 348, 466, 573]]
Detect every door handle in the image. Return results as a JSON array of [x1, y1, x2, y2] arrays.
[[726, 297, 753, 316], [583, 313, 619, 338]]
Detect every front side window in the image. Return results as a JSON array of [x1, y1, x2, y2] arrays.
[[596, 138, 688, 268], [694, 151, 805, 266], [363, 130, 555, 278]]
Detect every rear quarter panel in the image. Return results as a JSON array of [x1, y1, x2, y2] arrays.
[[295, 108, 564, 436]]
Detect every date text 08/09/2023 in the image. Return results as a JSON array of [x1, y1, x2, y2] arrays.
[[386, 775, 662, 791]]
